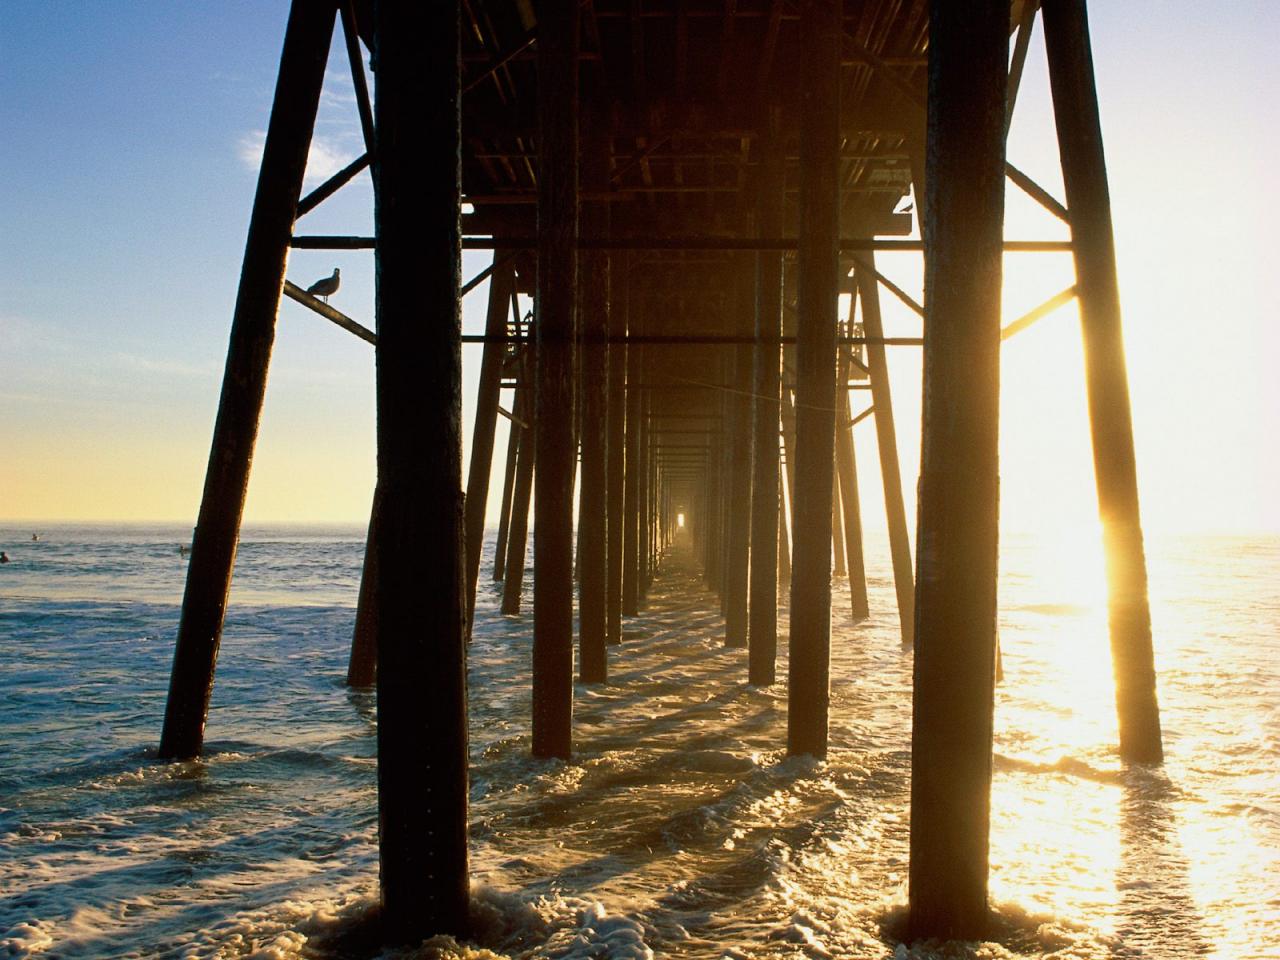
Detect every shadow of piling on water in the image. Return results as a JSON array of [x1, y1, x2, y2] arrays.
[[1113, 769, 1212, 956]]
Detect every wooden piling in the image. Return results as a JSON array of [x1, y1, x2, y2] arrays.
[[501, 379, 534, 614], [907, 0, 1007, 940], [787, 0, 840, 760], [158, 0, 335, 760], [347, 486, 380, 687], [577, 126, 609, 683], [1041, 0, 1163, 764], [724, 268, 754, 649], [531, 0, 579, 761], [856, 258, 915, 646], [371, 0, 470, 939], [836, 345, 870, 620], [831, 466, 848, 577], [704, 431, 724, 592], [465, 260, 516, 626], [749, 118, 784, 684], [606, 256, 627, 643], [777, 475, 792, 587], [492, 393, 521, 582], [638, 389, 651, 602], [622, 309, 642, 616]]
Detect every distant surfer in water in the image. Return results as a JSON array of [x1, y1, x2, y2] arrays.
[[179, 545, 188, 556], [0, 552, 9, 563], [31, 533, 40, 542]]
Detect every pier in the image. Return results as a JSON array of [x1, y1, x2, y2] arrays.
[[158, 0, 1161, 946]]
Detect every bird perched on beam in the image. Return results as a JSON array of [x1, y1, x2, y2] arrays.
[[306, 268, 340, 302]]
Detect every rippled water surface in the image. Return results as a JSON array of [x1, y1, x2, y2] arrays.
[[0, 524, 1276, 958]]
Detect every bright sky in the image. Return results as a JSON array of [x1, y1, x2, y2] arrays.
[[1, 2, 1276, 534]]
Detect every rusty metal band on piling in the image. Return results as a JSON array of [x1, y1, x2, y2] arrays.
[[158, 0, 335, 761], [908, 0, 1007, 940], [372, 0, 470, 939], [531, 0, 578, 761], [1041, 0, 1162, 764]]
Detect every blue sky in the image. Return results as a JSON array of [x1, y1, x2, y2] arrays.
[[1, 2, 1277, 532]]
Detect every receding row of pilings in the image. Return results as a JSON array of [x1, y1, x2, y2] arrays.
[[156, 0, 1163, 947]]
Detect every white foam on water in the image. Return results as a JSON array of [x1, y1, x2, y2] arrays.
[[1, 528, 1277, 958]]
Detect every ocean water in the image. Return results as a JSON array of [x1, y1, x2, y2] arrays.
[[0, 523, 1276, 959]]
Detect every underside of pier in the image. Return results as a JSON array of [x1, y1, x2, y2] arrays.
[[157, 0, 1162, 947]]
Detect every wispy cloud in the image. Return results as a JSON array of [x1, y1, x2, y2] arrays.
[[320, 76, 358, 112], [109, 351, 221, 381], [237, 130, 354, 187]]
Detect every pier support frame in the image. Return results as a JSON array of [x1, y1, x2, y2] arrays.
[[531, 0, 579, 760], [907, 0, 1007, 940], [1042, 0, 1162, 764], [159, 0, 335, 760], [372, 0, 469, 939], [787, 0, 840, 760]]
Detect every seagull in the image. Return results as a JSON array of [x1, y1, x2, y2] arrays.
[[306, 268, 340, 303]]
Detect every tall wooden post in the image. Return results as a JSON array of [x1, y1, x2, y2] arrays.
[[372, 0, 469, 940], [532, 0, 578, 761], [704, 431, 724, 592], [622, 307, 642, 616], [159, 0, 335, 760], [749, 116, 783, 684], [831, 467, 847, 576], [501, 378, 534, 614], [465, 261, 515, 626], [725, 269, 754, 648], [645, 409, 655, 583], [606, 256, 628, 643], [638, 389, 651, 601], [836, 347, 869, 620], [492, 393, 521, 581], [717, 379, 732, 608], [908, 0, 1007, 940], [787, 0, 839, 759], [347, 485, 381, 687], [857, 259, 915, 645], [577, 126, 609, 683], [1042, 0, 1162, 764], [777, 474, 792, 586]]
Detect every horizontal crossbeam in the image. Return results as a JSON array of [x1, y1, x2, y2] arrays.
[[292, 235, 1073, 253]]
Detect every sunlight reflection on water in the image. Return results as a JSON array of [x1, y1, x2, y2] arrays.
[[0, 525, 1275, 958]]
